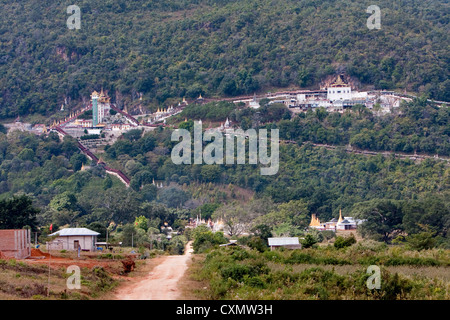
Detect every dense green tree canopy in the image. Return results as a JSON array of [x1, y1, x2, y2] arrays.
[[0, 195, 39, 230], [0, 0, 448, 118]]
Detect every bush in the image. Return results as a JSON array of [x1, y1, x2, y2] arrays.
[[286, 251, 314, 264], [192, 227, 227, 253], [221, 263, 256, 282], [334, 234, 357, 249], [406, 231, 437, 251], [245, 276, 267, 288], [80, 134, 100, 140], [248, 236, 268, 252], [301, 234, 318, 248], [348, 240, 387, 253]]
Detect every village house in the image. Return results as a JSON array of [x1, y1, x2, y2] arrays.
[[268, 237, 302, 250], [47, 228, 100, 252]]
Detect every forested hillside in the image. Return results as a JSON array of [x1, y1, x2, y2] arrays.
[[0, 0, 448, 118]]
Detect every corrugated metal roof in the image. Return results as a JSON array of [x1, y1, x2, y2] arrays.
[[49, 228, 100, 237], [268, 237, 299, 246]]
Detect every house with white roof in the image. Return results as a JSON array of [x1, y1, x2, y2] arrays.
[[47, 228, 100, 252], [268, 237, 302, 250]]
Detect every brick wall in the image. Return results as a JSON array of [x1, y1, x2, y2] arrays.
[[0, 229, 31, 259]]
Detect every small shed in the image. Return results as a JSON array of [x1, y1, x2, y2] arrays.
[[47, 228, 100, 252], [268, 237, 302, 250]]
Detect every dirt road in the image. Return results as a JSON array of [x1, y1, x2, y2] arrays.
[[114, 242, 193, 300]]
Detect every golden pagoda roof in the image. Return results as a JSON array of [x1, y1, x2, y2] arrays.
[[330, 74, 348, 87], [309, 214, 321, 227]]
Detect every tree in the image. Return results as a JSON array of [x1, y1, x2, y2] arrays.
[[334, 234, 356, 249], [49, 192, 79, 212], [123, 129, 143, 142], [157, 186, 190, 208], [134, 215, 149, 232], [103, 175, 113, 190], [405, 225, 437, 251], [70, 153, 87, 172], [0, 195, 39, 230], [251, 224, 272, 245], [352, 199, 404, 243], [192, 225, 227, 253], [213, 203, 249, 237], [302, 234, 318, 248], [200, 165, 221, 183]]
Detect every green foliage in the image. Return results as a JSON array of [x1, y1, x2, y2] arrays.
[[334, 234, 357, 249], [134, 215, 149, 232], [302, 234, 319, 249], [192, 226, 227, 253], [0, 195, 39, 230], [278, 99, 449, 156], [405, 230, 437, 251], [247, 236, 268, 253], [0, 0, 448, 118], [157, 186, 190, 208], [194, 247, 449, 300], [80, 134, 100, 141], [177, 101, 236, 122]]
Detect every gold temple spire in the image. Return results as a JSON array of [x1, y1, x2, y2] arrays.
[[309, 214, 321, 227], [338, 209, 343, 223]]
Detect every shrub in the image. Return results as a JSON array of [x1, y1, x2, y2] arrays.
[[380, 272, 414, 300], [301, 234, 318, 248], [334, 234, 357, 249], [383, 256, 441, 267], [348, 240, 387, 253], [262, 250, 284, 263], [245, 276, 267, 288], [80, 134, 100, 140], [192, 227, 227, 253], [286, 251, 314, 264], [230, 248, 251, 261], [221, 263, 255, 282], [406, 231, 437, 251], [248, 236, 268, 252]]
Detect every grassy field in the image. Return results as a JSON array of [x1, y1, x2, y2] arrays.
[[0, 246, 160, 300], [0, 258, 118, 300], [186, 242, 450, 300]]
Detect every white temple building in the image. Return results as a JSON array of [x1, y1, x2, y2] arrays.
[[309, 209, 365, 231]]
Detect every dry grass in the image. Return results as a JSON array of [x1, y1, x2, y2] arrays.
[[178, 254, 208, 300], [0, 260, 68, 299], [267, 262, 450, 281], [183, 246, 450, 300]]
